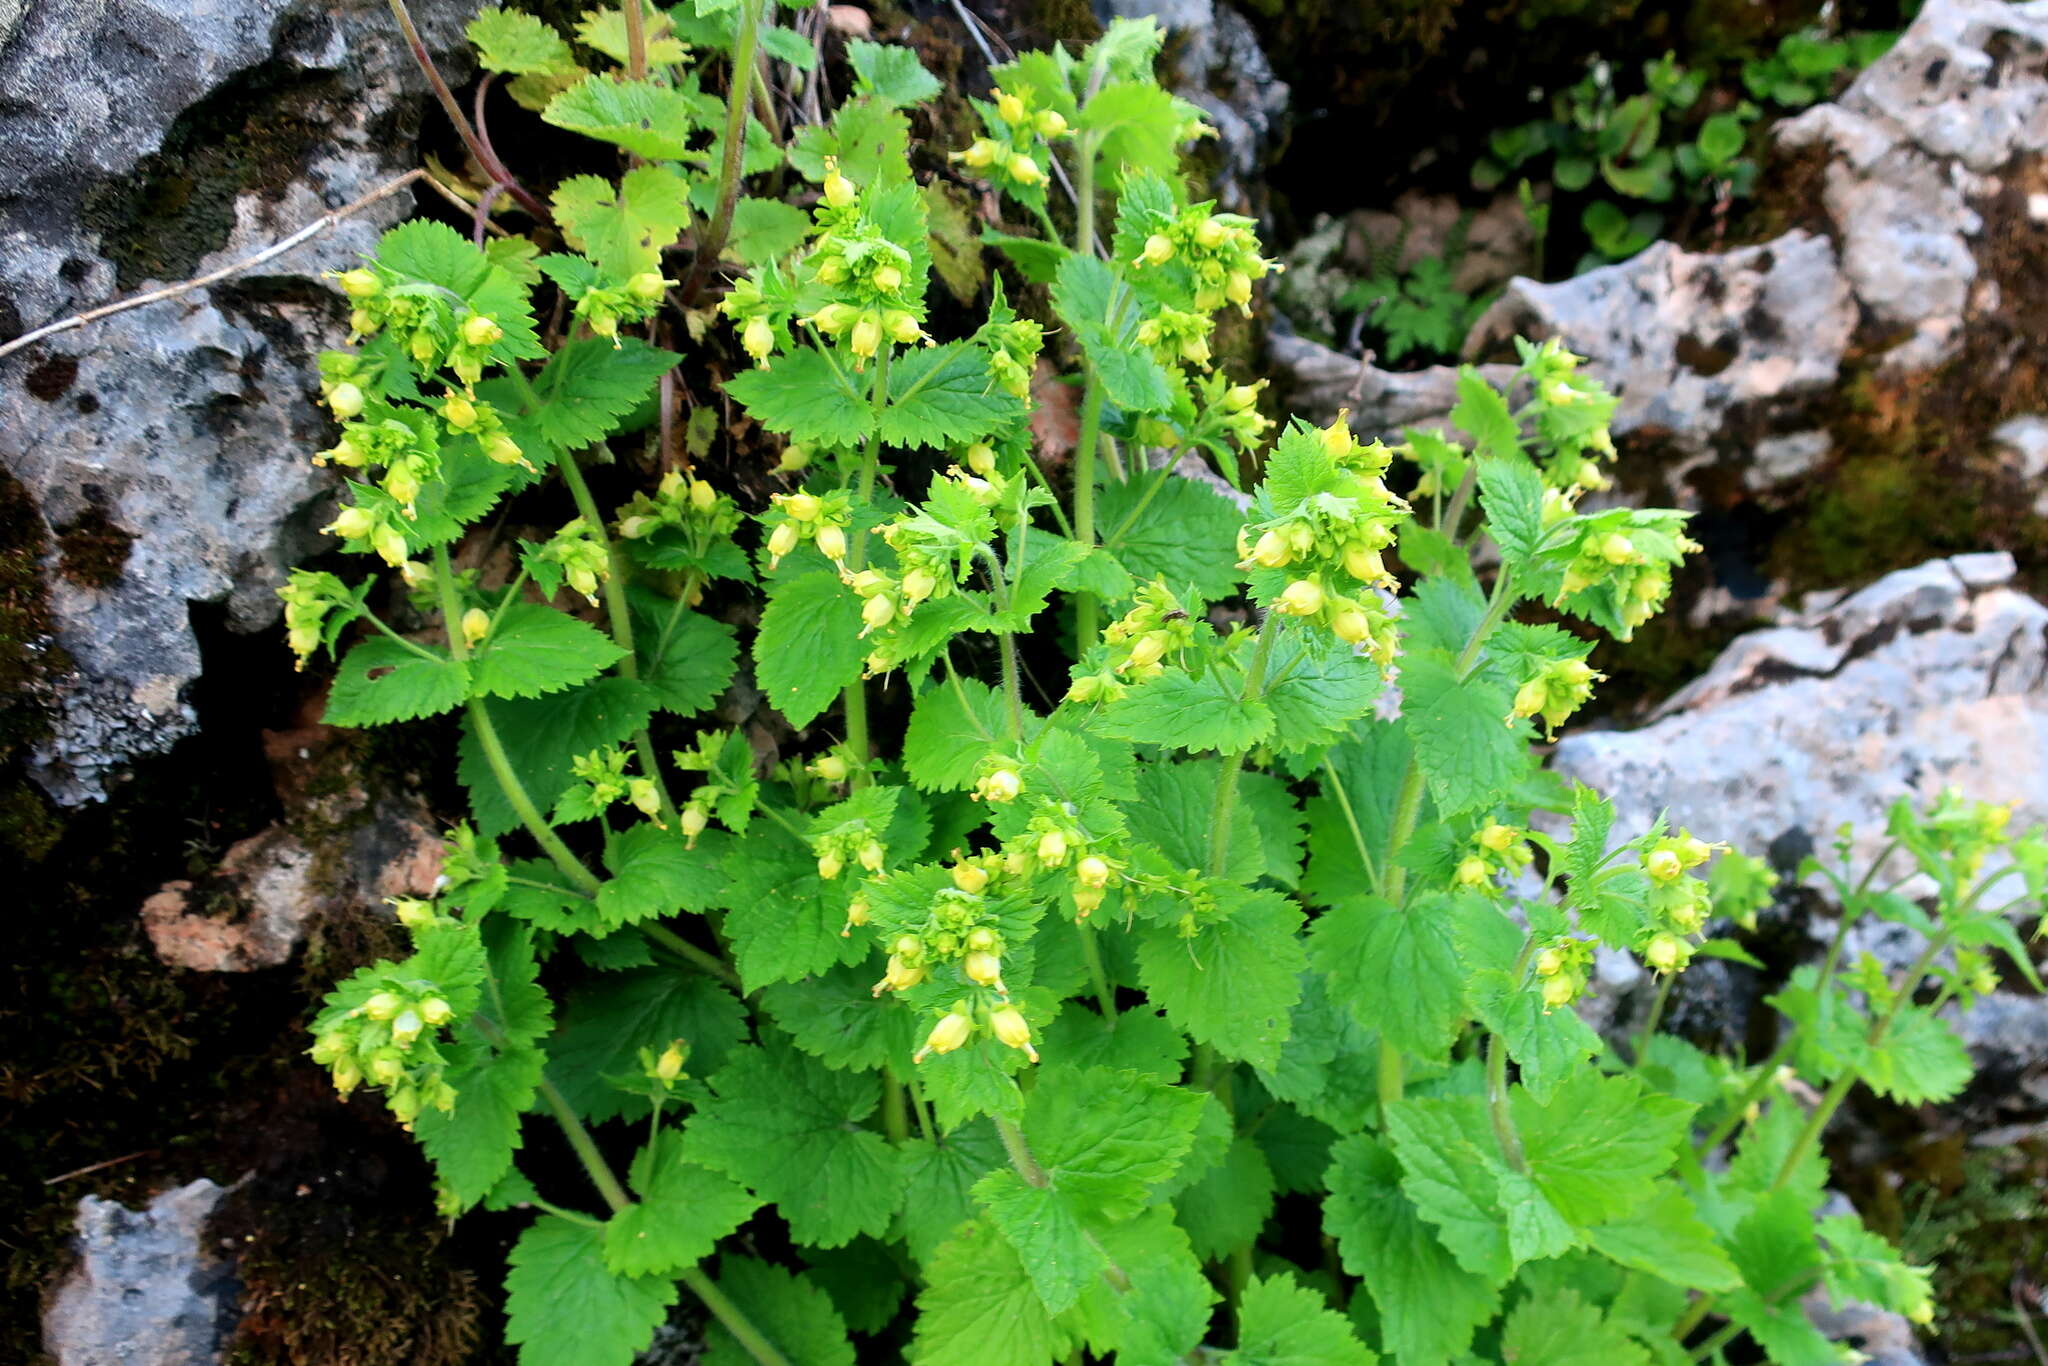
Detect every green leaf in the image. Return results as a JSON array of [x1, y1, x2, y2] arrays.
[[1099, 668, 1274, 754], [788, 97, 912, 188], [532, 338, 681, 448], [1302, 723, 1413, 906], [1513, 1069, 1694, 1228], [1400, 648, 1533, 817], [597, 822, 723, 928], [902, 677, 1009, 791], [460, 678, 656, 836], [1067, 1207, 1216, 1365], [1451, 366, 1521, 459], [543, 75, 706, 159], [1585, 1184, 1742, 1292], [1264, 628, 1385, 754], [635, 606, 737, 716], [1099, 475, 1245, 603], [1324, 1135, 1500, 1365], [897, 1122, 1007, 1265], [911, 1218, 1068, 1366], [324, 636, 467, 727], [1041, 1005, 1187, 1082], [1137, 886, 1305, 1070], [755, 571, 864, 727], [880, 342, 1028, 449], [604, 1128, 761, 1276], [846, 38, 943, 108], [469, 8, 575, 74], [726, 348, 875, 449], [1500, 1288, 1651, 1366], [1258, 973, 1379, 1133], [553, 166, 692, 275], [720, 824, 867, 992], [1077, 79, 1185, 185], [550, 968, 747, 1122], [1477, 455, 1547, 574], [1174, 1135, 1276, 1263], [700, 1257, 856, 1366], [1052, 255, 1174, 414], [470, 602, 625, 700], [1860, 1006, 1972, 1104], [1228, 1271, 1378, 1366], [1382, 1096, 1534, 1280], [1817, 1214, 1932, 1319], [760, 962, 919, 1073], [504, 1217, 676, 1366], [1309, 894, 1466, 1061], [973, 1174, 1107, 1315], [727, 196, 813, 266], [684, 1040, 908, 1248]]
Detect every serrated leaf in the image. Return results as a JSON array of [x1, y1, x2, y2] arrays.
[[726, 348, 875, 448], [1174, 1135, 1276, 1263], [604, 1128, 761, 1276], [719, 824, 867, 991], [553, 165, 692, 275], [760, 963, 919, 1073], [470, 602, 625, 700], [1099, 474, 1245, 603], [1400, 648, 1533, 817], [727, 195, 812, 266], [505, 1217, 676, 1366], [1451, 366, 1521, 459], [1307, 894, 1466, 1061], [910, 1218, 1068, 1366], [880, 342, 1028, 449], [1067, 1207, 1216, 1365], [1099, 668, 1274, 753], [1477, 455, 1547, 574], [846, 38, 943, 108], [1860, 1005, 1972, 1104], [324, 636, 468, 727], [684, 1040, 907, 1248], [635, 604, 737, 716], [1324, 1135, 1500, 1364], [469, 7, 575, 74], [1228, 1271, 1378, 1366], [532, 338, 681, 448], [461, 678, 657, 836], [550, 968, 747, 1122], [700, 1256, 856, 1366], [597, 822, 723, 927], [896, 1122, 1007, 1265], [1500, 1288, 1652, 1366], [1137, 886, 1305, 1070], [1264, 628, 1384, 754], [543, 75, 706, 158], [902, 677, 1009, 791], [1585, 1184, 1742, 1292], [754, 570, 864, 727]]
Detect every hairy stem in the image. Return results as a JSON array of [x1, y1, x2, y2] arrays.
[[1633, 969, 1678, 1066], [882, 1073, 910, 1144], [384, 0, 549, 221], [841, 353, 892, 767], [1205, 617, 1282, 878], [1070, 371, 1108, 646], [638, 921, 742, 990], [995, 1116, 1047, 1187], [679, 1268, 795, 1366], [1077, 921, 1117, 1022], [693, 0, 765, 277]]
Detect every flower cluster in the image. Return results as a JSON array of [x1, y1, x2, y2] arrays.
[[1067, 581, 1200, 703], [564, 268, 672, 342], [1532, 935, 1597, 1009], [563, 747, 663, 826], [951, 84, 1068, 196], [1510, 655, 1603, 738], [863, 860, 1042, 1063], [1551, 510, 1700, 640], [1636, 829, 1725, 974], [533, 517, 612, 604], [1518, 337, 1620, 491], [333, 266, 508, 386], [1240, 420, 1409, 668], [278, 569, 355, 670], [1127, 201, 1278, 317], [799, 160, 928, 366], [308, 900, 463, 1127], [1454, 822, 1535, 894], [761, 488, 853, 570]]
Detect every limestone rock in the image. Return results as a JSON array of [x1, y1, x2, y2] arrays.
[[0, 0, 478, 804], [1553, 553, 2048, 879], [44, 1178, 239, 1366]]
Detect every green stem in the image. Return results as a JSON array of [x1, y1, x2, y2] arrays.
[[622, 0, 647, 78], [433, 546, 603, 895], [1204, 618, 1283, 878], [1693, 1033, 1797, 1160], [842, 353, 891, 768], [638, 921, 742, 990], [680, 1267, 794, 1366], [1377, 1039, 1405, 1110], [538, 1075, 634, 1213], [1077, 921, 1117, 1022], [1071, 371, 1107, 646], [1633, 969, 1678, 1066], [1685, 1319, 1744, 1363], [995, 1116, 1047, 1187], [554, 448, 680, 826], [1484, 941, 1537, 1171], [694, 0, 764, 271], [1321, 756, 1379, 889], [1438, 462, 1478, 542], [882, 1073, 910, 1144], [1075, 131, 1098, 256]]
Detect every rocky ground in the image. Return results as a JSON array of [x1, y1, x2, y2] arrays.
[[5, 0, 2048, 1362]]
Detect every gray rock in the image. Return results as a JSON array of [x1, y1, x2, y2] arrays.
[[1749, 430, 1832, 490], [1949, 992, 2048, 1113], [1467, 232, 1856, 460], [44, 1178, 240, 1366], [1270, 327, 1520, 441], [1991, 414, 2048, 517], [1555, 554, 2048, 883], [1096, 0, 1288, 208], [1777, 0, 2048, 369], [0, 0, 478, 804], [1803, 1292, 1931, 1366]]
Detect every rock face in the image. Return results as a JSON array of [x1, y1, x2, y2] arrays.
[[1553, 552, 2048, 878], [0, 0, 477, 805], [44, 1179, 240, 1366]]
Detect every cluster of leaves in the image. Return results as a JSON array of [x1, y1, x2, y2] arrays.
[[284, 5, 2042, 1366], [1475, 31, 1894, 271]]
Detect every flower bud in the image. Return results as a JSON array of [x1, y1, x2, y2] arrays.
[[1541, 975, 1575, 1008], [812, 753, 850, 783], [331, 1055, 363, 1096], [1455, 857, 1492, 887], [391, 1008, 424, 1046], [959, 137, 998, 168], [338, 268, 381, 299], [964, 951, 1004, 989], [329, 382, 365, 419], [901, 567, 938, 603], [460, 607, 490, 647], [1643, 849, 1682, 883], [951, 863, 990, 894], [629, 271, 668, 301], [823, 165, 856, 207], [917, 1011, 973, 1061], [1035, 109, 1068, 137], [364, 991, 403, 1021], [872, 263, 904, 292], [1644, 932, 1685, 972], [816, 525, 847, 562], [809, 302, 857, 335], [391, 896, 436, 930], [485, 434, 525, 466], [328, 505, 376, 542], [850, 312, 882, 359], [767, 522, 800, 560], [964, 442, 996, 475], [818, 849, 844, 880], [443, 392, 477, 429], [1006, 153, 1043, 185], [1225, 383, 1260, 412], [1278, 579, 1326, 616], [1037, 829, 1069, 867], [1601, 532, 1636, 565], [858, 839, 885, 872], [996, 90, 1026, 124], [1076, 855, 1110, 889], [861, 594, 896, 632], [990, 1005, 1038, 1060], [1342, 543, 1385, 582], [1136, 233, 1175, 268], [1225, 272, 1252, 307], [1252, 529, 1291, 568], [777, 443, 812, 473], [1535, 947, 1565, 977], [1478, 824, 1517, 853], [681, 805, 709, 839], [461, 314, 503, 347], [654, 1041, 686, 1081], [743, 317, 774, 362], [977, 768, 1021, 803], [1126, 631, 1168, 670], [370, 1052, 405, 1086], [1331, 608, 1372, 644], [884, 310, 922, 344], [844, 895, 870, 928], [1073, 884, 1104, 916]]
